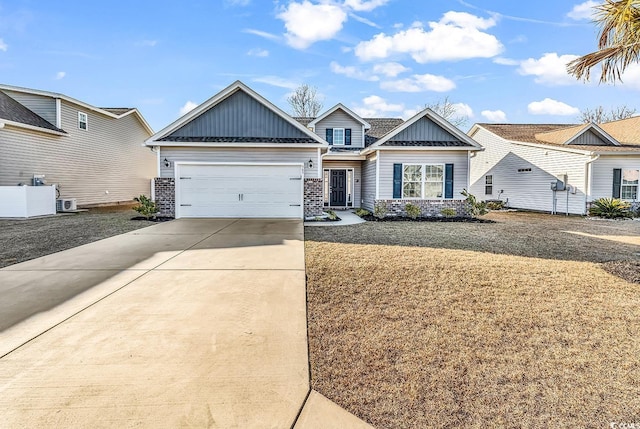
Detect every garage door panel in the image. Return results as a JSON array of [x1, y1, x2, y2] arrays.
[[177, 164, 303, 218]]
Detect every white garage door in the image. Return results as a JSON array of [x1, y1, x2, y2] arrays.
[[176, 164, 303, 218]]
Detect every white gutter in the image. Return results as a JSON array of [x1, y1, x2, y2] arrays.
[[584, 154, 600, 214]]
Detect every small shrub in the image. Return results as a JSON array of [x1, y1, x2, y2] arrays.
[[133, 195, 158, 219], [326, 210, 338, 220], [405, 203, 421, 219], [373, 202, 388, 219], [486, 200, 505, 211], [589, 197, 632, 219], [441, 207, 456, 217], [461, 189, 488, 217], [355, 208, 370, 217]]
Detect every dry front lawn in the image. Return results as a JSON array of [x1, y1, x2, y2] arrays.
[[305, 212, 640, 428]]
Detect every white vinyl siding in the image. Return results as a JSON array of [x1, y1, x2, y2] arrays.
[[362, 154, 377, 210], [159, 147, 318, 179], [591, 156, 640, 201], [469, 126, 589, 214], [378, 151, 468, 200], [322, 160, 362, 208], [314, 109, 364, 147]]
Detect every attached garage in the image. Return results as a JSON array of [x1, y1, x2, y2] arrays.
[[175, 163, 304, 218]]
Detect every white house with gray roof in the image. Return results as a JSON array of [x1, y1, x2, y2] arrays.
[[469, 118, 640, 215], [0, 85, 155, 207], [146, 80, 483, 219]]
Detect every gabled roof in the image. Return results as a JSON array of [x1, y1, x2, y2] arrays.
[[599, 116, 640, 145], [0, 84, 154, 135], [362, 108, 482, 154], [0, 90, 65, 135], [535, 122, 619, 146], [473, 123, 640, 153], [307, 103, 371, 129], [147, 81, 327, 147]]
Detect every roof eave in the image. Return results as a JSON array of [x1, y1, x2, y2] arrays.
[[146, 141, 327, 149], [0, 120, 66, 136]]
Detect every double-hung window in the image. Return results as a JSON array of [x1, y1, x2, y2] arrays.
[[621, 169, 639, 200], [333, 128, 345, 145], [402, 164, 444, 198], [78, 112, 88, 130], [485, 175, 493, 195]]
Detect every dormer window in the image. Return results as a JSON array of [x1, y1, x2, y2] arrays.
[[333, 128, 344, 145], [325, 128, 351, 146], [78, 112, 88, 130]]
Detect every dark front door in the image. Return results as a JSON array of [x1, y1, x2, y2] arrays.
[[330, 170, 347, 206]]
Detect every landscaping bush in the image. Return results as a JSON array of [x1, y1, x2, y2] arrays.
[[326, 210, 338, 220], [486, 200, 505, 210], [373, 202, 388, 219], [133, 195, 158, 219], [440, 207, 456, 218], [589, 197, 632, 219], [461, 189, 488, 217], [405, 203, 421, 219], [355, 208, 370, 217]]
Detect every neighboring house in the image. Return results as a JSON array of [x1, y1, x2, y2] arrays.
[[468, 118, 640, 215], [0, 85, 155, 206], [146, 80, 483, 219]]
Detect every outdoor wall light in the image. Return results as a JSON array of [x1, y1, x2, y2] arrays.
[[308, 159, 313, 169], [163, 158, 170, 167]]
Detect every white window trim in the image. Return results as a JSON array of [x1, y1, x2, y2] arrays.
[[402, 163, 445, 200], [78, 111, 88, 131], [333, 128, 345, 146], [485, 175, 493, 195], [621, 169, 639, 201]]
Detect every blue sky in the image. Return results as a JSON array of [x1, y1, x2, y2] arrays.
[[1, 0, 638, 131]]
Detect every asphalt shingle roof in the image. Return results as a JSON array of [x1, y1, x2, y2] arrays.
[[0, 90, 65, 133], [100, 107, 135, 116], [157, 136, 318, 144], [381, 140, 473, 147]]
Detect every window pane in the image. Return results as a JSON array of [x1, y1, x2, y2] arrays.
[[333, 129, 344, 145], [485, 185, 493, 195], [424, 182, 443, 198], [347, 170, 353, 203], [323, 170, 329, 203], [485, 175, 492, 185], [403, 165, 422, 181], [424, 165, 443, 181], [403, 182, 421, 198], [622, 186, 638, 200]]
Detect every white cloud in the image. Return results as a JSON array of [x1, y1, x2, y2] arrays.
[[518, 52, 580, 85], [528, 98, 579, 116], [567, 1, 599, 20], [226, 0, 251, 6], [380, 73, 456, 92], [253, 75, 299, 90], [277, 1, 347, 49], [247, 48, 269, 57], [372, 62, 409, 77], [493, 57, 519, 66], [330, 61, 379, 81], [353, 95, 404, 117], [179, 101, 198, 116], [452, 102, 474, 118], [355, 11, 503, 63], [55, 71, 66, 80], [0, 38, 7, 52], [343, 0, 389, 12], [243, 29, 280, 41], [349, 13, 381, 28], [481, 109, 507, 122]]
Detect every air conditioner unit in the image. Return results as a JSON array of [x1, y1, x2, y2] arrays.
[[56, 198, 77, 212]]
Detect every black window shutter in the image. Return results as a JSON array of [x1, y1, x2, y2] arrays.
[[393, 164, 402, 199], [613, 168, 622, 198], [444, 164, 454, 199], [345, 129, 351, 145], [326, 128, 333, 145]]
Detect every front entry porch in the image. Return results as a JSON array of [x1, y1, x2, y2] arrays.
[[322, 161, 362, 209]]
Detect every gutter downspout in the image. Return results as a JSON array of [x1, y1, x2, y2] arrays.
[[468, 151, 477, 191], [584, 154, 600, 215]]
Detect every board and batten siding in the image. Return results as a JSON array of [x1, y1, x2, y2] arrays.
[[361, 154, 377, 211], [469, 127, 588, 214], [377, 151, 468, 200], [591, 156, 640, 201], [4, 91, 58, 127], [388, 117, 459, 142], [314, 109, 364, 147], [160, 147, 318, 178], [0, 100, 155, 206], [572, 129, 610, 146], [322, 160, 362, 208], [168, 90, 308, 139]]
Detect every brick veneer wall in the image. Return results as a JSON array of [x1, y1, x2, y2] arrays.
[[375, 199, 470, 217], [304, 178, 324, 217], [154, 178, 175, 217]]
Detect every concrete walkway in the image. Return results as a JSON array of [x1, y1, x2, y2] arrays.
[[304, 210, 366, 227], [0, 218, 372, 428]]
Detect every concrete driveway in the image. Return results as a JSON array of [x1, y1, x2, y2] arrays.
[[0, 218, 372, 428]]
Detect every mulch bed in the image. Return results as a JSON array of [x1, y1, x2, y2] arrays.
[[601, 260, 640, 284], [131, 216, 175, 222]]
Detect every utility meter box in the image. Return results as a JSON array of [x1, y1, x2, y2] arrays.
[[551, 174, 567, 191]]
